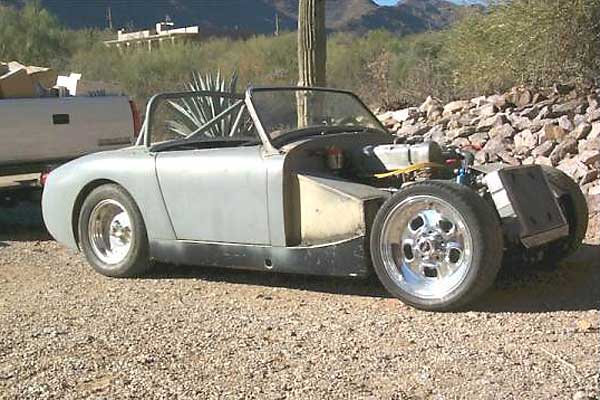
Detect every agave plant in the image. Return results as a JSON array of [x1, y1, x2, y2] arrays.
[[167, 70, 251, 138]]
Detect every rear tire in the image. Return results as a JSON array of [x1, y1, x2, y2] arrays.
[[370, 181, 503, 311], [78, 184, 150, 278]]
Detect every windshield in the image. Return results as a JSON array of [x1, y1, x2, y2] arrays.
[[249, 88, 387, 142], [147, 92, 258, 146]]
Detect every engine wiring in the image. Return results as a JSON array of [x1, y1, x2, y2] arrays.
[[373, 162, 451, 179]]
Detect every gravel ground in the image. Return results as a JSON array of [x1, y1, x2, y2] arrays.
[[0, 198, 599, 400]]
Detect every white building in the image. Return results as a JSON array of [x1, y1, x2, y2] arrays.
[[104, 19, 200, 51]]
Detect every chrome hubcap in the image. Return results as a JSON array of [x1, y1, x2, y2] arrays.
[[88, 199, 133, 266], [380, 195, 473, 299]]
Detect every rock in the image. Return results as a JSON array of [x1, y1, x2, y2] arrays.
[[580, 138, 600, 152], [483, 134, 512, 154], [570, 123, 592, 140], [397, 122, 430, 137], [579, 150, 600, 166], [532, 141, 556, 157], [447, 126, 476, 140], [588, 108, 600, 123], [452, 137, 471, 148], [489, 124, 515, 139], [509, 114, 532, 131], [588, 122, 600, 140], [487, 94, 512, 110], [517, 89, 533, 108], [573, 114, 588, 127], [581, 169, 598, 185], [475, 150, 490, 164], [514, 129, 538, 149], [557, 157, 588, 181], [550, 137, 578, 165], [419, 96, 444, 120], [572, 391, 590, 400], [514, 146, 532, 156], [391, 107, 419, 123], [535, 156, 553, 166], [553, 82, 576, 95], [531, 92, 548, 104], [477, 114, 509, 132], [529, 119, 550, 133], [587, 94, 599, 110], [470, 96, 487, 107], [498, 151, 520, 165], [443, 100, 472, 116], [553, 99, 582, 115], [468, 131, 489, 148], [519, 106, 539, 119], [557, 115, 574, 131], [478, 103, 498, 118], [427, 125, 447, 144], [522, 156, 535, 165], [542, 123, 568, 141], [535, 106, 553, 121]]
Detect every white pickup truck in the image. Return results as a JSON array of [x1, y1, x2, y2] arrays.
[[0, 95, 139, 177]]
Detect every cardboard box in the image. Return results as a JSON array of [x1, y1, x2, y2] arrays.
[[26, 66, 58, 89], [0, 68, 36, 99]]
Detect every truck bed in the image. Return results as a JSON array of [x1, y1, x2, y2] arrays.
[[0, 95, 135, 176]]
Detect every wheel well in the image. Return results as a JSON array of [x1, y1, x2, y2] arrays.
[[71, 179, 118, 247]]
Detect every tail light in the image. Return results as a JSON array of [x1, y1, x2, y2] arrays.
[[129, 100, 141, 138]]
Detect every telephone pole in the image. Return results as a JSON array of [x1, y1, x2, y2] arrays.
[[107, 5, 113, 31]]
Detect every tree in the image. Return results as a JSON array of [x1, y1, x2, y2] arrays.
[[297, 0, 326, 126]]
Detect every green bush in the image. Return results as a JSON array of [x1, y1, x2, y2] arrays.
[[4, 0, 600, 108], [445, 0, 600, 95]]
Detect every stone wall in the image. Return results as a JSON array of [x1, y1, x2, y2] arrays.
[[377, 84, 600, 238]]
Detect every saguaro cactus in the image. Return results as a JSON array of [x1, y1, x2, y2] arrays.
[[297, 0, 327, 127]]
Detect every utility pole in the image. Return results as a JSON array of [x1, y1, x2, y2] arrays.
[[107, 5, 113, 31]]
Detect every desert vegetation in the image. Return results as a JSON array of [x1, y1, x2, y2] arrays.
[[1, 0, 599, 107]]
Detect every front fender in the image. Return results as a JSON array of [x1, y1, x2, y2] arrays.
[[42, 148, 176, 251]]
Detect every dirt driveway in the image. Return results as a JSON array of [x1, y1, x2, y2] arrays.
[[0, 199, 598, 400]]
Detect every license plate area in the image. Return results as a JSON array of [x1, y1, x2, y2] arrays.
[[484, 165, 568, 248]]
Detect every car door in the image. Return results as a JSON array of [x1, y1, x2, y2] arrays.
[[155, 145, 270, 245]]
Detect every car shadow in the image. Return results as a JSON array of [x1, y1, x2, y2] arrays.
[[148, 243, 600, 313], [0, 199, 51, 245], [474, 243, 600, 313], [147, 263, 391, 299], [1, 200, 599, 313]]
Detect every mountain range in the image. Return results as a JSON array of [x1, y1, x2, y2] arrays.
[[1, 0, 474, 36]]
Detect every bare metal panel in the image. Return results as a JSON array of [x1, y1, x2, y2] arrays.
[[295, 174, 387, 245], [42, 147, 176, 250], [150, 236, 371, 277], [155, 146, 271, 244], [484, 165, 568, 248]]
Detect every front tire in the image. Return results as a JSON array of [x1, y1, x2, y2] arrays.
[[78, 184, 150, 278], [370, 181, 503, 311]]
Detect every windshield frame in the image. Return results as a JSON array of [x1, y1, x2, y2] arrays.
[[246, 86, 389, 149], [139, 87, 389, 154]]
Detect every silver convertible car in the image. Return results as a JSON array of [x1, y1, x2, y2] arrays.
[[42, 87, 588, 311]]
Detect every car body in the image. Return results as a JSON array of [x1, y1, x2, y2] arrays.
[[42, 87, 588, 311]]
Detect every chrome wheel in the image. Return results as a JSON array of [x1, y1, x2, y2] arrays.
[[379, 195, 473, 300], [88, 199, 133, 266]]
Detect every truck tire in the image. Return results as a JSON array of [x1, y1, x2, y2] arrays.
[[370, 181, 503, 311], [78, 184, 150, 278], [541, 166, 588, 262]]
